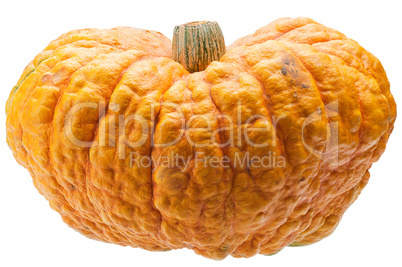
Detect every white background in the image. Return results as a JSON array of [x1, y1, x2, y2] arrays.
[[1, 0, 401, 266]]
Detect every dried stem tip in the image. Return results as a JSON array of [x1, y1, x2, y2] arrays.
[[172, 21, 226, 73]]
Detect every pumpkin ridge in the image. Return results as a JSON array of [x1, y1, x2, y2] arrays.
[[83, 54, 169, 246], [150, 71, 232, 256], [242, 40, 356, 253], [217, 48, 294, 255], [323, 42, 393, 164], [210, 41, 328, 256], [281, 43, 330, 146], [149, 65, 189, 244], [277, 24, 347, 45], [6, 53, 52, 144], [270, 23, 314, 41], [311, 41, 393, 165], [201, 71, 236, 256], [280, 44, 367, 240], [87, 57, 187, 249], [9, 52, 50, 98], [42, 50, 149, 244], [174, 71, 234, 257], [45, 29, 128, 52], [84, 51, 152, 222], [8, 54, 71, 170], [229, 17, 317, 49], [338, 40, 395, 126], [8, 42, 121, 166], [316, 57, 376, 188], [41, 47, 128, 206], [44, 38, 119, 53], [297, 170, 369, 244], [232, 52, 316, 252], [208, 75, 236, 257], [311, 41, 390, 123], [89, 52, 150, 140]]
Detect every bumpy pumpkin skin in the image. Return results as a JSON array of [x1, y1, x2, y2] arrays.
[[6, 17, 396, 259]]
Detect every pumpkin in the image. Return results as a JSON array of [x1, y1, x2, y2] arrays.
[[5, 17, 396, 259]]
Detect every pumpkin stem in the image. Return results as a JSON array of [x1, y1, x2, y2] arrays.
[[172, 21, 226, 73]]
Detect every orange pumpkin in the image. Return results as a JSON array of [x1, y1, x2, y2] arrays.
[[5, 17, 396, 259]]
